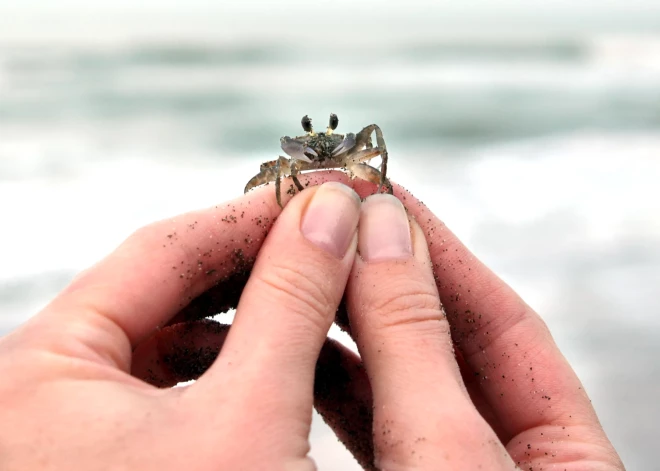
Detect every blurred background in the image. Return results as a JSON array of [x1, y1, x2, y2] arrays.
[[1, 1, 658, 469]]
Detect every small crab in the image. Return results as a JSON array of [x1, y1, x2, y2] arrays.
[[244, 114, 393, 207]]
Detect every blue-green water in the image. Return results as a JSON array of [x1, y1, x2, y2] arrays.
[[2, 37, 660, 150]]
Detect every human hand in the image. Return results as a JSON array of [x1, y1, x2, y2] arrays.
[[0, 177, 363, 470], [0, 172, 624, 471]]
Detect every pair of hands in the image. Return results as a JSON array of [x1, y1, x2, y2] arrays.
[[0, 172, 624, 470]]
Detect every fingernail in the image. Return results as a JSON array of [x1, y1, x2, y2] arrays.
[[359, 194, 412, 262], [301, 182, 361, 258]]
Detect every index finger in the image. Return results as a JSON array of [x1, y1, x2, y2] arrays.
[[32, 172, 351, 362]]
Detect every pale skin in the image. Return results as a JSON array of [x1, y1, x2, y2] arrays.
[[0, 171, 624, 471]]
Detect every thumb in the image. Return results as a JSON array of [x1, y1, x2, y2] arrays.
[[189, 182, 360, 436]]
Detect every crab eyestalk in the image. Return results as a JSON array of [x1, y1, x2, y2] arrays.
[[327, 113, 338, 135], [301, 115, 315, 136]]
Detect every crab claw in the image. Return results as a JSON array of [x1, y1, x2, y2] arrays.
[[280, 136, 313, 162], [332, 132, 356, 157]]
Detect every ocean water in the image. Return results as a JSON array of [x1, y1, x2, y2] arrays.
[[1, 3, 659, 469]]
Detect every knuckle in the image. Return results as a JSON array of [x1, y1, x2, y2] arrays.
[[457, 282, 542, 356], [366, 280, 445, 329], [125, 220, 166, 250], [374, 407, 491, 470], [128, 219, 160, 241], [254, 260, 337, 329]]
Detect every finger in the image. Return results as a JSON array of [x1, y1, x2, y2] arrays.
[[191, 182, 361, 422], [351, 180, 621, 465], [314, 339, 375, 471], [131, 320, 229, 388], [134, 318, 379, 468], [27, 172, 351, 370], [346, 194, 515, 469]]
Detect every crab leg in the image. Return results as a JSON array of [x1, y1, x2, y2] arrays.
[[344, 146, 393, 195], [244, 156, 291, 194], [347, 161, 393, 195], [274, 156, 291, 208], [352, 124, 389, 194], [347, 147, 381, 164], [244, 158, 343, 199], [290, 161, 305, 192], [272, 158, 314, 208]]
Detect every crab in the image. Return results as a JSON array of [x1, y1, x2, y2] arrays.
[[244, 114, 393, 207]]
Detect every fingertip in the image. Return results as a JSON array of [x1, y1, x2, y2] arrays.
[[300, 182, 361, 259], [358, 194, 412, 263]]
